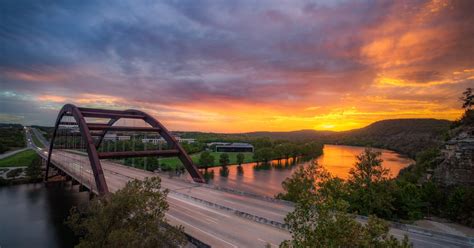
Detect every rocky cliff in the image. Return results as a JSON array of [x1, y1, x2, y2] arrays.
[[434, 125, 474, 187]]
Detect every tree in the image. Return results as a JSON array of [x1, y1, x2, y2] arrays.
[[219, 153, 230, 166], [392, 181, 422, 220], [0, 143, 8, 154], [460, 87, 473, 110], [198, 151, 215, 170], [281, 177, 411, 248], [276, 160, 330, 201], [236, 153, 245, 175], [282, 144, 293, 160], [26, 155, 42, 180], [290, 144, 299, 161], [347, 148, 393, 218], [454, 88, 474, 127], [446, 187, 474, 227], [273, 145, 286, 163], [253, 147, 274, 164], [67, 177, 186, 248], [236, 153, 245, 166], [219, 153, 230, 177], [282, 200, 411, 248]]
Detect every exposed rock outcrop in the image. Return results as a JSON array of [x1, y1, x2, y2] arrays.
[[434, 126, 474, 187]]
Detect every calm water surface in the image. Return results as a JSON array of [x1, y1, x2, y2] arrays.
[[0, 183, 89, 248], [206, 144, 414, 197]]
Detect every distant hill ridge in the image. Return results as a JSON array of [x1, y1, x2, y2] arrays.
[[243, 119, 451, 158]]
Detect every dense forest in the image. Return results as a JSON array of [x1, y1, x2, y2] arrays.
[[0, 124, 25, 153]]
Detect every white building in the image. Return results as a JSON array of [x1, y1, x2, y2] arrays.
[[142, 136, 195, 144], [104, 133, 131, 141]]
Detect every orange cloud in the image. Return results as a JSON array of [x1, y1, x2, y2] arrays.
[[37, 95, 67, 103]]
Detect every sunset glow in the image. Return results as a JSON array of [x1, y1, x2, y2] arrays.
[[1, 0, 472, 132]]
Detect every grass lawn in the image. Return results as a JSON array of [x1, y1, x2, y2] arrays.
[[0, 149, 39, 167], [31, 132, 45, 148], [159, 151, 254, 169]]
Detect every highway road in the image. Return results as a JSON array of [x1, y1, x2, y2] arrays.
[[26, 128, 473, 248], [26, 128, 291, 247]]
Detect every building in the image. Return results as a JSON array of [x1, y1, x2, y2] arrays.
[[142, 136, 196, 145], [142, 137, 166, 145], [103, 133, 130, 141], [214, 142, 254, 152], [176, 137, 196, 144], [207, 142, 229, 147]]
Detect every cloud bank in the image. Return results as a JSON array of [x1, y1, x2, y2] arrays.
[[1, 0, 473, 131]]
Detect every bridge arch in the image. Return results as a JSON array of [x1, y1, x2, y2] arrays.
[[45, 104, 204, 196]]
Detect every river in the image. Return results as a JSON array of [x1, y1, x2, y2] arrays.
[[206, 144, 414, 197], [0, 144, 413, 247], [0, 183, 89, 248]]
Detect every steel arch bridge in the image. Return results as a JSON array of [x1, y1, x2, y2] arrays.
[[45, 104, 205, 195]]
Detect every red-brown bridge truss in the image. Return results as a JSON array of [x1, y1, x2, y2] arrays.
[[45, 104, 205, 195]]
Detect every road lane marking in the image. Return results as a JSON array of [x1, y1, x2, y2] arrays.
[[169, 202, 219, 222], [166, 214, 238, 248], [169, 203, 219, 225], [169, 195, 231, 218]]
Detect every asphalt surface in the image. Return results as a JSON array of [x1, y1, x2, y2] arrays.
[[26, 128, 473, 248], [0, 147, 29, 160]]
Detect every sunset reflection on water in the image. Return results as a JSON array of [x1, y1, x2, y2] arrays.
[[204, 144, 414, 197], [316, 145, 414, 180]]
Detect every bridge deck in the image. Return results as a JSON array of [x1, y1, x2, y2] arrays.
[[48, 150, 292, 247]]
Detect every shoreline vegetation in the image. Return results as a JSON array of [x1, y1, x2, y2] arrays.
[[0, 149, 43, 186]]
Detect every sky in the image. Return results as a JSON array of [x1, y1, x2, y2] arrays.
[[1, 0, 473, 132]]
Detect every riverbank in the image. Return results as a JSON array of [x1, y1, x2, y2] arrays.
[[0, 149, 38, 167]]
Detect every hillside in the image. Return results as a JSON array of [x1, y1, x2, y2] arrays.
[[331, 119, 451, 158], [241, 119, 451, 158]]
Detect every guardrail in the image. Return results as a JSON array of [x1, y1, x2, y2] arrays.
[[170, 190, 289, 230]]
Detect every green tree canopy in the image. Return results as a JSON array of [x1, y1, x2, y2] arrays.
[[282, 199, 411, 248], [67, 177, 186, 248], [198, 151, 215, 169], [347, 148, 394, 217], [219, 153, 230, 166], [236, 153, 245, 166], [460, 87, 473, 110], [276, 161, 330, 201], [253, 147, 274, 163], [280, 160, 411, 248], [26, 155, 42, 180]]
